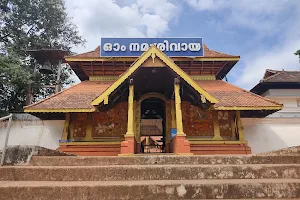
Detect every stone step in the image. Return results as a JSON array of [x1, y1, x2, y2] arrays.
[[30, 155, 300, 166], [1, 164, 300, 181], [0, 179, 299, 199]]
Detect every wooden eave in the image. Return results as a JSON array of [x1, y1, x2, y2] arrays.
[[251, 82, 300, 95], [67, 58, 239, 81]]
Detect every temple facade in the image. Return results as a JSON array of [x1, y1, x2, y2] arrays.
[[24, 42, 282, 156]]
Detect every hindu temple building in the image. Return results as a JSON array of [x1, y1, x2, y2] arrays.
[[23, 38, 283, 156]]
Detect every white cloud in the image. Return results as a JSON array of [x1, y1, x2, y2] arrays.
[[234, 39, 300, 90], [186, 0, 292, 32], [186, 0, 300, 89], [65, 0, 178, 53], [186, 0, 224, 11], [136, 0, 177, 21]]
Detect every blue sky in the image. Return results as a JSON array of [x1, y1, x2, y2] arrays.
[[65, 0, 300, 90]]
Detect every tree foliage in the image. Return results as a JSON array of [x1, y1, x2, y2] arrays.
[[0, 0, 85, 116], [0, 54, 30, 115], [295, 49, 300, 57]]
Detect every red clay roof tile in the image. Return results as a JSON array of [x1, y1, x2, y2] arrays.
[[197, 80, 282, 108], [24, 80, 282, 111], [261, 70, 300, 83], [24, 81, 113, 110]]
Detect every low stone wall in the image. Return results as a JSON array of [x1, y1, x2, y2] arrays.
[[1, 146, 73, 165]]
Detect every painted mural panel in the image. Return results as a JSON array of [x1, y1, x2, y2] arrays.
[[71, 113, 87, 139], [92, 102, 128, 138], [218, 111, 233, 137], [182, 101, 214, 136]]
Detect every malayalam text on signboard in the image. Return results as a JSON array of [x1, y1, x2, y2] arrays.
[[100, 38, 203, 57]]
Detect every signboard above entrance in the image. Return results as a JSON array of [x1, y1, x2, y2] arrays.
[[100, 38, 203, 57]]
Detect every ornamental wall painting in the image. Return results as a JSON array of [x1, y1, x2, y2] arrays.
[[182, 101, 214, 136], [218, 111, 233, 137], [92, 102, 128, 138], [71, 113, 87, 139]]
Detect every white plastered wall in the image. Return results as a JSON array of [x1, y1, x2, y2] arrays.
[[243, 118, 300, 154], [0, 119, 64, 150]]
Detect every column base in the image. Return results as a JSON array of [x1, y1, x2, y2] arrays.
[[212, 135, 224, 140], [120, 136, 135, 155], [172, 135, 191, 154]]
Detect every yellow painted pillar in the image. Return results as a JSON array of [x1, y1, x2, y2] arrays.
[[172, 80, 191, 154], [133, 100, 136, 138], [170, 100, 176, 129], [120, 84, 135, 155], [61, 113, 70, 141], [126, 84, 134, 136], [165, 100, 171, 144], [174, 83, 185, 136], [146, 136, 150, 153], [236, 111, 245, 141], [136, 101, 141, 143], [212, 111, 223, 140], [84, 114, 93, 141]]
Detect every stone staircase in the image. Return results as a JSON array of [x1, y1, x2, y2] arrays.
[[1, 155, 300, 199]]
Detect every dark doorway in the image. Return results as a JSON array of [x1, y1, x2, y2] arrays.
[[140, 97, 166, 153]]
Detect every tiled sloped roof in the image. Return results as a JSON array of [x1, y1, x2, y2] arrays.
[[66, 44, 237, 59], [197, 80, 282, 108], [261, 70, 300, 83], [68, 46, 100, 58], [24, 80, 282, 112], [202, 44, 236, 57], [24, 81, 113, 111]]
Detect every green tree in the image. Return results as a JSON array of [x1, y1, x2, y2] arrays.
[[0, 0, 85, 116], [295, 49, 300, 58], [0, 54, 30, 116]]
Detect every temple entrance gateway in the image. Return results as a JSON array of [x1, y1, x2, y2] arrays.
[[140, 97, 166, 153]]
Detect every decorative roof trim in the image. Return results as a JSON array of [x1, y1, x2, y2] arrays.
[[24, 108, 96, 113], [215, 106, 283, 110], [91, 45, 219, 106]]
